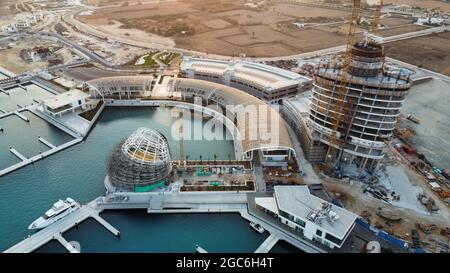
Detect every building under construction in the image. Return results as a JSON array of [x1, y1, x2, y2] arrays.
[[289, 42, 412, 173], [107, 128, 173, 192]]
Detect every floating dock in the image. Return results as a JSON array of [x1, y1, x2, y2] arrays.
[[196, 245, 208, 253], [9, 147, 27, 161], [0, 138, 83, 177], [5, 193, 326, 253], [92, 213, 120, 236], [0, 87, 9, 96], [38, 136, 56, 149], [18, 84, 27, 91], [13, 111, 29, 122], [0, 108, 7, 114], [54, 234, 79, 253], [3, 199, 119, 253], [254, 234, 279, 253]]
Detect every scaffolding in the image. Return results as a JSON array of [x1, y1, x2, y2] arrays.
[[108, 128, 172, 191]]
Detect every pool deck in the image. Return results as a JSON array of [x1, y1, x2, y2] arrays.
[[4, 192, 325, 253]]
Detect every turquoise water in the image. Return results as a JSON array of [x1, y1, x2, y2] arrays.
[[33, 240, 68, 253], [0, 106, 235, 251], [0, 111, 74, 169], [43, 211, 267, 253], [0, 84, 54, 112]]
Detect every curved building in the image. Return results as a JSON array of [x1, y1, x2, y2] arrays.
[[180, 57, 312, 104], [86, 76, 295, 162], [310, 42, 411, 170], [108, 128, 172, 191]]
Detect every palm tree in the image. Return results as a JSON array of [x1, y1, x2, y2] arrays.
[[213, 154, 217, 163], [199, 155, 202, 164]]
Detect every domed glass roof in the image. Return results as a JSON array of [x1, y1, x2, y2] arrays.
[[121, 128, 171, 164]]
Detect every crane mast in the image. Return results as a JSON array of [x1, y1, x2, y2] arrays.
[[324, 0, 361, 173], [372, 0, 383, 32]]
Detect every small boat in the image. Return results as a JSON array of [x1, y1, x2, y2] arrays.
[[28, 198, 80, 230], [249, 222, 265, 234], [195, 244, 208, 253], [406, 114, 420, 124]]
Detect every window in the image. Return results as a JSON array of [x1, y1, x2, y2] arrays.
[[78, 100, 82, 105], [316, 229, 322, 237], [279, 210, 294, 221], [294, 217, 306, 227], [325, 233, 343, 246]]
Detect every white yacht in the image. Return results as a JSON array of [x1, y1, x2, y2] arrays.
[[249, 222, 265, 234], [28, 198, 80, 230]]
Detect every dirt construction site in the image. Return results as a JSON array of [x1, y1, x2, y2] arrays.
[[385, 32, 450, 77], [78, 0, 425, 57]]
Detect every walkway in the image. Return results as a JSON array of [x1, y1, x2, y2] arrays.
[[4, 199, 119, 253], [254, 234, 280, 253]]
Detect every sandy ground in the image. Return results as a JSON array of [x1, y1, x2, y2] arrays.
[[379, 17, 416, 27], [387, 0, 450, 13], [374, 24, 429, 37], [401, 79, 450, 170], [59, 19, 150, 66], [379, 165, 427, 215], [385, 32, 450, 76], [77, 0, 443, 58], [76, 0, 359, 57], [0, 41, 48, 74], [322, 175, 450, 251]]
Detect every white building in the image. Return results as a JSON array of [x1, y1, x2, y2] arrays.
[[180, 57, 312, 104], [42, 90, 89, 117], [2, 24, 17, 33], [255, 186, 357, 249], [416, 17, 447, 26]]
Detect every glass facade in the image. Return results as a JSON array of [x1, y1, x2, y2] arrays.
[[325, 233, 343, 246]]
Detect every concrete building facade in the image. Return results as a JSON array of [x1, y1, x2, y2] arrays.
[[180, 57, 312, 104], [42, 89, 89, 117], [256, 186, 357, 249], [285, 42, 412, 172]]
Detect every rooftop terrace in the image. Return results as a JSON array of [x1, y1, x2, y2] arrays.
[[182, 57, 310, 90]]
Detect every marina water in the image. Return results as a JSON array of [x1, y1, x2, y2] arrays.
[[0, 106, 237, 251]]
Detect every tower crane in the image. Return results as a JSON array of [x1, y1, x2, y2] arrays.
[[324, 0, 362, 174], [372, 0, 383, 32]]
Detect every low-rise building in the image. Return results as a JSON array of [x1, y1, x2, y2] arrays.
[[42, 89, 89, 117], [180, 57, 312, 104], [255, 186, 357, 249]]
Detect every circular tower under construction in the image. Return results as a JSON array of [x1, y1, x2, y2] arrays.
[[107, 128, 172, 192], [308, 41, 412, 172]]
